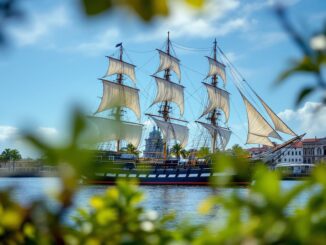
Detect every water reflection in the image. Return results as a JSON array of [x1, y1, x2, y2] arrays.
[[0, 177, 310, 224]]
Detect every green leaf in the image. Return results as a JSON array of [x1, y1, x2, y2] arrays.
[[82, 0, 112, 16], [186, 0, 205, 8], [296, 86, 315, 105], [276, 56, 319, 85]]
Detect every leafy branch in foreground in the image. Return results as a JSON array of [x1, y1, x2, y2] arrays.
[[81, 0, 205, 21], [275, 6, 326, 105]]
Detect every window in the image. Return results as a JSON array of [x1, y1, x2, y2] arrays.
[[317, 148, 322, 155]]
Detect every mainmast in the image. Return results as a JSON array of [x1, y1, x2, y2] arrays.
[[161, 32, 171, 159], [207, 39, 221, 152], [147, 32, 189, 160]]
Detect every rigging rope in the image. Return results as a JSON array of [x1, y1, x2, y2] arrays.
[[171, 40, 211, 51]]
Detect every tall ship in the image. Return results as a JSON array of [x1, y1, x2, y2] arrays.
[[85, 33, 304, 185]]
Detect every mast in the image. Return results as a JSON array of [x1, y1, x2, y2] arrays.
[[161, 32, 171, 159], [148, 32, 189, 159], [197, 38, 231, 152], [207, 39, 221, 153], [91, 42, 142, 152], [116, 43, 124, 152]]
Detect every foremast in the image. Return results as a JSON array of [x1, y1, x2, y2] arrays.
[[89, 43, 143, 151], [197, 39, 231, 153], [147, 32, 189, 160]]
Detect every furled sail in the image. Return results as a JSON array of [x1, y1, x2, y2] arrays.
[[155, 49, 181, 81], [151, 117, 188, 148], [104, 57, 136, 83], [257, 96, 297, 136], [96, 80, 141, 120], [206, 56, 226, 85], [201, 83, 230, 122], [86, 116, 143, 147], [151, 76, 185, 116], [241, 94, 281, 146], [197, 121, 231, 150]]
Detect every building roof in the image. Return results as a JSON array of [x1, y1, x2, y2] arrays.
[[246, 145, 270, 153], [302, 138, 320, 143], [292, 141, 303, 148]]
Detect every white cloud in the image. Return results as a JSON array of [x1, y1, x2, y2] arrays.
[[0, 126, 18, 141], [278, 102, 326, 138], [0, 126, 59, 158], [9, 6, 69, 46], [73, 28, 121, 55], [134, 0, 247, 42]]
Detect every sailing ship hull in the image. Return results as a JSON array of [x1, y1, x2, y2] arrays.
[[84, 167, 250, 186]]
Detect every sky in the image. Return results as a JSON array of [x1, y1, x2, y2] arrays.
[[0, 0, 325, 157]]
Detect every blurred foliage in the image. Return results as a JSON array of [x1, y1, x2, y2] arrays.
[[230, 144, 249, 158], [81, 0, 205, 21], [1, 1, 326, 244], [1, 110, 326, 244], [0, 0, 23, 45], [275, 6, 326, 105]]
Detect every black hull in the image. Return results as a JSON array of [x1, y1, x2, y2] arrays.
[[85, 168, 250, 186]]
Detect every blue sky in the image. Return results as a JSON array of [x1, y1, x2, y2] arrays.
[[0, 0, 325, 157]]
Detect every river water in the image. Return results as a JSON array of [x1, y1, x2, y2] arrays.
[[0, 177, 310, 224]]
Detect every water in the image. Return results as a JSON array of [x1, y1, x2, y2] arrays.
[[0, 177, 310, 224]]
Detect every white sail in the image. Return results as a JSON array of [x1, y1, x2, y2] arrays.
[[206, 56, 226, 85], [105, 57, 136, 83], [155, 49, 181, 81], [151, 76, 185, 116], [247, 133, 274, 147], [197, 121, 231, 150], [201, 83, 230, 122], [241, 94, 281, 146], [257, 96, 297, 136], [86, 116, 143, 147], [96, 80, 141, 120], [218, 126, 232, 150], [151, 117, 188, 148]]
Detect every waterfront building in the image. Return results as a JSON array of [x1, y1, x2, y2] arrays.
[[143, 126, 164, 159], [303, 137, 326, 164], [246, 145, 272, 157], [274, 141, 303, 164]]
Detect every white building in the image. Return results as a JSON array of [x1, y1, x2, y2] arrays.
[[274, 141, 303, 164]]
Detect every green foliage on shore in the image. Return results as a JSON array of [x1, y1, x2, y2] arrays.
[[0, 149, 22, 163]]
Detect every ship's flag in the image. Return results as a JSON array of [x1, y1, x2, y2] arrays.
[[115, 42, 122, 47]]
